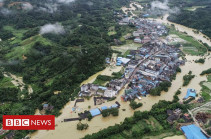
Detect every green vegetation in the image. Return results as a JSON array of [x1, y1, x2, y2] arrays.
[[0, 77, 15, 88], [129, 101, 143, 110], [207, 75, 211, 82], [87, 113, 93, 121], [195, 58, 205, 64], [101, 108, 119, 117], [77, 122, 89, 130], [183, 97, 195, 104], [200, 68, 211, 75], [183, 71, 195, 86], [83, 100, 188, 139], [0, 0, 131, 138], [150, 81, 172, 96], [108, 97, 117, 101], [94, 71, 123, 86], [168, 3, 211, 38], [93, 75, 112, 86], [169, 28, 207, 55], [123, 50, 131, 57], [200, 82, 211, 102], [112, 71, 123, 79], [172, 90, 181, 103], [176, 67, 181, 73]]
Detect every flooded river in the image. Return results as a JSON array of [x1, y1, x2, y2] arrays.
[[31, 6, 211, 139], [31, 53, 211, 139], [154, 14, 211, 47]]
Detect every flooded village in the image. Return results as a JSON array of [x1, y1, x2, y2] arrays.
[[29, 2, 211, 139]]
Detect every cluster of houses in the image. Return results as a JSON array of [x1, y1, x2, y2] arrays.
[[121, 41, 184, 101], [118, 18, 168, 44], [166, 108, 192, 124], [79, 78, 127, 98], [132, 19, 168, 44], [89, 102, 120, 117], [80, 40, 184, 102]]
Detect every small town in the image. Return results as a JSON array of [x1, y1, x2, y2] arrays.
[[0, 0, 211, 139]]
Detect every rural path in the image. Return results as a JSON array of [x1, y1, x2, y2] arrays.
[[3, 72, 33, 94]]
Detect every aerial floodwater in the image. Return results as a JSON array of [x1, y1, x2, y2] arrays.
[[31, 53, 211, 139], [1, 0, 211, 139], [31, 3, 211, 139], [154, 14, 211, 47]]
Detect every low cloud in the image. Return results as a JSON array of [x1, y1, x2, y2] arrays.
[[22, 3, 33, 10], [0, 60, 19, 66], [38, 0, 75, 13], [86, 1, 93, 6], [150, 0, 180, 15], [39, 3, 58, 13], [57, 0, 75, 4], [40, 23, 65, 35], [0, 8, 12, 15]]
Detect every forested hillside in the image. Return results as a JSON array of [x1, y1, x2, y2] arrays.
[[0, 0, 130, 138], [168, 0, 211, 38]]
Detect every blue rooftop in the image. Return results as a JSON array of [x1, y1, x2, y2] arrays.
[[184, 89, 196, 100], [110, 104, 118, 108], [90, 108, 101, 117], [99, 86, 107, 90], [101, 106, 108, 111], [116, 62, 121, 66], [181, 124, 207, 139]]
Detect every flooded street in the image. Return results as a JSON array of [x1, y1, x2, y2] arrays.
[[31, 53, 211, 139], [31, 5, 211, 139]]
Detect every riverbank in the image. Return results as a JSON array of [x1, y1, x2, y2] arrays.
[[31, 53, 211, 139], [31, 3, 211, 139], [153, 14, 211, 47]]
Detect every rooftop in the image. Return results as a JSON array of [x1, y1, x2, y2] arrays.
[[90, 108, 101, 117], [181, 124, 207, 139]]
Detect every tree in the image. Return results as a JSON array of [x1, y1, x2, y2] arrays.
[[87, 113, 92, 121], [130, 101, 143, 110], [0, 72, 3, 80]]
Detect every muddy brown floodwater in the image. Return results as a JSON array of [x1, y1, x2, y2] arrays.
[[153, 14, 211, 47], [31, 6, 211, 139], [31, 53, 211, 139]]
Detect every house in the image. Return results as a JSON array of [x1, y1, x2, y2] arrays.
[[182, 113, 192, 123], [142, 36, 151, 44], [104, 89, 117, 98], [167, 110, 173, 116], [197, 97, 204, 103], [43, 104, 54, 111], [89, 108, 101, 117], [134, 37, 142, 43], [183, 89, 196, 100], [166, 108, 182, 124], [167, 114, 180, 124], [101, 106, 108, 111]]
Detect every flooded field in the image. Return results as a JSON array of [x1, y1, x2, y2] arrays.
[[154, 14, 211, 47], [31, 53, 211, 139], [31, 4, 211, 139]]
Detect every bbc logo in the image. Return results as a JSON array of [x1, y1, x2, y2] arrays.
[[6, 119, 30, 126]]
